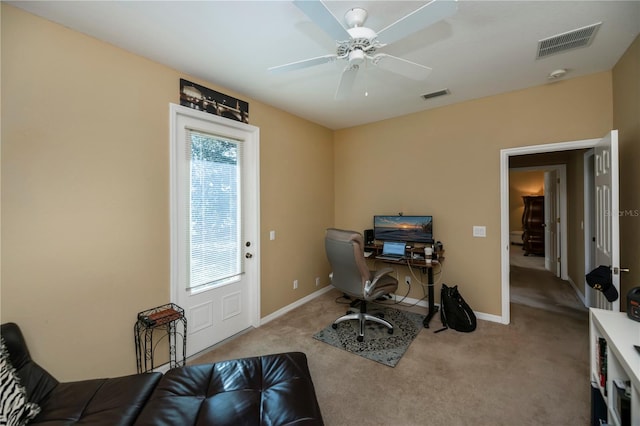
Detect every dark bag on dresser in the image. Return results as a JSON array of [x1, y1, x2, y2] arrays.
[[436, 283, 476, 333]]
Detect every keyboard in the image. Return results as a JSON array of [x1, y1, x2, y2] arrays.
[[376, 255, 405, 261]]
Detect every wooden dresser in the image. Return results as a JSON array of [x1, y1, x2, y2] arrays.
[[522, 195, 544, 256]]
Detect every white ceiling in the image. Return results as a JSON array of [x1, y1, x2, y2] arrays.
[[10, 1, 640, 130]]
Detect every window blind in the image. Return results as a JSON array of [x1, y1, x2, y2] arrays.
[[185, 127, 244, 291]]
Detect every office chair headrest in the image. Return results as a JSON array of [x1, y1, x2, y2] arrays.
[[326, 228, 364, 248]]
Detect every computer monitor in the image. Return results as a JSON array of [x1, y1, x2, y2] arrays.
[[373, 215, 433, 244]]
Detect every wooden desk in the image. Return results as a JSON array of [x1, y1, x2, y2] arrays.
[[368, 252, 442, 328]]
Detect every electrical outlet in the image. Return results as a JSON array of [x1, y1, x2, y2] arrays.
[[315, 277, 320, 286], [293, 279, 298, 290], [405, 276, 411, 285]]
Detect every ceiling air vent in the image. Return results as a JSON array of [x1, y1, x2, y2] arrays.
[[422, 89, 450, 100], [536, 22, 601, 59]]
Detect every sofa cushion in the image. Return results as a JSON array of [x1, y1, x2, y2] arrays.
[[32, 372, 162, 426], [134, 352, 324, 426], [1, 337, 41, 426]]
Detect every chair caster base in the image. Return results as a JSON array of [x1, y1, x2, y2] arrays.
[[357, 335, 364, 342]]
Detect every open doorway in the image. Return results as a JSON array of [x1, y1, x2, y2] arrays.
[[499, 138, 600, 324], [508, 165, 567, 278], [507, 163, 584, 317]]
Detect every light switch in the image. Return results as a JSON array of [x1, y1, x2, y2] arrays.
[[473, 226, 486, 238], [269, 230, 276, 240]]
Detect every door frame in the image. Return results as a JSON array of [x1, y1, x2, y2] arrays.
[[500, 138, 600, 324], [169, 103, 261, 352]]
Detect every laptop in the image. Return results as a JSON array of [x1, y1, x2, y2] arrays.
[[376, 241, 407, 261]]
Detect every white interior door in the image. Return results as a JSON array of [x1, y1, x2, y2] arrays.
[[583, 150, 597, 306], [592, 130, 620, 311], [544, 170, 560, 276], [170, 104, 260, 358]]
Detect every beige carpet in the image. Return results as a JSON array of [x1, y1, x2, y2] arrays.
[[510, 247, 588, 320], [509, 244, 546, 270], [191, 277, 589, 425]]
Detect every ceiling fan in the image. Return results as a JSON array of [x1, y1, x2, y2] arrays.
[[268, 0, 458, 99]]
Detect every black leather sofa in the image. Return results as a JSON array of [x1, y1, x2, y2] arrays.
[[1, 322, 324, 425]]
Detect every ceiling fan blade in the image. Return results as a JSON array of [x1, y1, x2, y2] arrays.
[[335, 65, 359, 100], [293, 0, 352, 42], [372, 54, 432, 80], [377, 0, 458, 45], [268, 54, 338, 74]]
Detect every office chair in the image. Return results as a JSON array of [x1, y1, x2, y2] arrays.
[[325, 228, 398, 342]]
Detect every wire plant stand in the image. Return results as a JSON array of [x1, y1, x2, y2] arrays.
[[134, 303, 187, 374]]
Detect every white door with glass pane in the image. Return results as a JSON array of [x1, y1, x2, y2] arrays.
[[170, 104, 260, 358]]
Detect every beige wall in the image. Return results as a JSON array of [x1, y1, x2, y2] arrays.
[[508, 170, 544, 233], [257, 104, 334, 312], [334, 73, 613, 314], [613, 35, 640, 308], [1, 5, 334, 380]]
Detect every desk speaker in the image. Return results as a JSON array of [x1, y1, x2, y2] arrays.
[[364, 229, 374, 245]]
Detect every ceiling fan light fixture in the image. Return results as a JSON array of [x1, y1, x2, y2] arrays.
[[349, 49, 365, 65]]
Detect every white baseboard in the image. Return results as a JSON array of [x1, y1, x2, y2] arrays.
[[387, 294, 429, 309], [475, 311, 503, 324], [567, 276, 588, 307], [379, 293, 503, 325], [151, 363, 172, 374], [260, 285, 334, 326]]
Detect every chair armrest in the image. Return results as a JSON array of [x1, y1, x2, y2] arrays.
[[364, 267, 395, 297], [372, 267, 394, 281]]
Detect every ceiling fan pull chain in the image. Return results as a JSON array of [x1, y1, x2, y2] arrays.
[[364, 59, 369, 97]]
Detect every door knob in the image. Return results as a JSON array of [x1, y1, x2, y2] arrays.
[[245, 253, 253, 259]]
